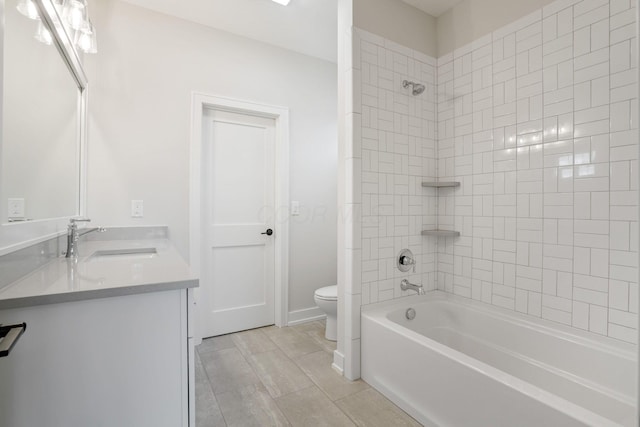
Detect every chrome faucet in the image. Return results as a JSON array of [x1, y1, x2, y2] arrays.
[[401, 279, 425, 295], [65, 218, 106, 258]]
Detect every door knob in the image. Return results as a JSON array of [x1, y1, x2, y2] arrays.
[[261, 229, 273, 236]]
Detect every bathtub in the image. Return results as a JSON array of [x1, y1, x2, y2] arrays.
[[361, 291, 637, 427]]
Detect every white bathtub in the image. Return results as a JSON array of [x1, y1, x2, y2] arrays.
[[361, 291, 637, 427]]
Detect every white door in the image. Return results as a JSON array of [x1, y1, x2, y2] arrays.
[[201, 108, 276, 338]]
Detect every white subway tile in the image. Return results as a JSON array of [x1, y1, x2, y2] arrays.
[[575, 286, 606, 306], [591, 77, 610, 107], [572, 301, 590, 329], [589, 304, 608, 335], [610, 0, 631, 15], [543, 0, 581, 17], [609, 279, 630, 310], [574, 5, 609, 30], [574, 245, 590, 277], [574, 0, 609, 17], [630, 282, 638, 313], [609, 307, 636, 328], [591, 192, 609, 219], [574, 62, 609, 84], [610, 7, 636, 30], [542, 306, 573, 324], [609, 323, 637, 343], [615, 14, 636, 43], [611, 40, 631, 73], [574, 272, 609, 291], [574, 26, 591, 57], [592, 20, 611, 53]]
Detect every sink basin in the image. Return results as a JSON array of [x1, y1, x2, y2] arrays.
[[88, 247, 158, 261]]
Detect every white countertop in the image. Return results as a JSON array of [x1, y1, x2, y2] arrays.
[[0, 239, 198, 309]]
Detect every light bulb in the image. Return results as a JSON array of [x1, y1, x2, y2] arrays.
[[75, 20, 97, 53], [52, 0, 65, 13], [35, 21, 53, 45], [62, 0, 88, 30], [77, 33, 90, 51], [86, 28, 98, 53], [17, 0, 39, 20]]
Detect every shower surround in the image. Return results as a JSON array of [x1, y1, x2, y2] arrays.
[[341, 0, 638, 378]]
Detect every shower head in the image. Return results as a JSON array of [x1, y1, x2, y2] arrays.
[[412, 83, 425, 95], [402, 80, 426, 96]]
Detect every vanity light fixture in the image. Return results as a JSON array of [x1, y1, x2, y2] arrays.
[[17, 0, 98, 54], [271, 0, 291, 5]]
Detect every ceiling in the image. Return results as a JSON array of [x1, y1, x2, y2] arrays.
[[120, 0, 462, 63], [120, 0, 339, 63], [401, 0, 464, 17]]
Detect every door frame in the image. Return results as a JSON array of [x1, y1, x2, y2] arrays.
[[189, 93, 290, 342]]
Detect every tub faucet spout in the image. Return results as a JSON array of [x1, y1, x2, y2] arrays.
[[401, 279, 425, 295]]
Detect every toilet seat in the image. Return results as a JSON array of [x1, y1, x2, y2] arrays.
[[314, 285, 337, 301]]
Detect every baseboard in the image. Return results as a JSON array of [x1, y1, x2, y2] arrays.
[[332, 350, 345, 375], [287, 306, 326, 326]]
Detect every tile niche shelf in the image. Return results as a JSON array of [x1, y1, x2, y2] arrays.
[[422, 180, 461, 237], [421, 230, 461, 237], [421, 181, 460, 187]]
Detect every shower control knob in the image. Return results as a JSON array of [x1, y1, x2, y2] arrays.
[[400, 256, 413, 266], [261, 229, 273, 236], [397, 249, 416, 273]]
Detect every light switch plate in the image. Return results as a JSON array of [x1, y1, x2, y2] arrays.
[[291, 201, 300, 216], [131, 200, 144, 218], [8, 198, 25, 219]]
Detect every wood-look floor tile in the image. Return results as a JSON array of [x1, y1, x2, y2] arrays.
[[200, 347, 261, 395], [195, 326, 420, 427], [231, 328, 278, 356], [264, 327, 322, 359], [335, 388, 422, 427], [304, 327, 338, 354], [291, 321, 325, 334], [294, 351, 369, 401], [216, 383, 290, 427], [197, 334, 236, 354], [195, 352, 227, 426], [275, 386, 356, 427], [247, 348, 313, 398]]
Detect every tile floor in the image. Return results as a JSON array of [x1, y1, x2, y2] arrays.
[[195, 320, 422, 426]]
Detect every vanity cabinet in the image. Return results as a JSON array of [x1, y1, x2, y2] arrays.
[[0, 289, 192, 427]]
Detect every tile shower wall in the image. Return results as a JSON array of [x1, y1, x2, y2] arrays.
[[352, 29, 439, 309], [436, 0, 638, 343], [342, 28, 438, 376]]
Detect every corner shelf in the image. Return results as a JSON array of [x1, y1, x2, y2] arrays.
[[421, 181, 460, 188], [422, 179, 461, 238], [421, 230, 460, 237]]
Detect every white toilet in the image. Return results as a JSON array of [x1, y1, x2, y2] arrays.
[[314, 285, 337, 341]]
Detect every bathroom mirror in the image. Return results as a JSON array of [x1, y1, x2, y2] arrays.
[[0, 0, 87, 248]]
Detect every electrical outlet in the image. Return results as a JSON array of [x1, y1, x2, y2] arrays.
[[291, 201, 300, 216], [8, 198, 25, 219], [131, 200, 143, 218]]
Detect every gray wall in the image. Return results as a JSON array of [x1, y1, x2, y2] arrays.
[[85, 0, 338, 314], [354, 0, 438, 57], [437, 0, 556, 55]]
